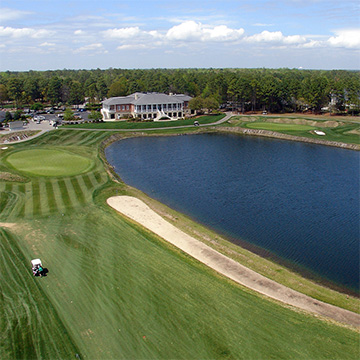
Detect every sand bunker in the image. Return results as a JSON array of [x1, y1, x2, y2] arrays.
[[107, 195, 360, 327]]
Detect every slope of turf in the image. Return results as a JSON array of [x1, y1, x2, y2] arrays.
[[245, 122, 314, 131], [0, 228, 79, 359], [63, 114, 225, 129], [0, 129, 359, 359], [6, 148, 94, 177], [6, 207, 360, 360], [225, 115, 360, 144]]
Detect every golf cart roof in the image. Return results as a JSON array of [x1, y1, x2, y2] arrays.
[[31, 259, 42, 266]]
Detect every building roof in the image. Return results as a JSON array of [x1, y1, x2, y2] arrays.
[[9, 120, 24, 129], [102, 92, 191, 106], [171, 94, 192, 102]]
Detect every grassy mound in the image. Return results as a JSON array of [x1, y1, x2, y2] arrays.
[[225, 115, 360, 144], [6, 148, 94, 177], [63, 114, 225, 129], [0, 129, 359, 359], [246, 122, 314, 131]]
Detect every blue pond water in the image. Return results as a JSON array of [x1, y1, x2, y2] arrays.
[[106, 134, 360, 292]]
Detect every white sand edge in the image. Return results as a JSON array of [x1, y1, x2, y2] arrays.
[[107, 195, 360, 327]]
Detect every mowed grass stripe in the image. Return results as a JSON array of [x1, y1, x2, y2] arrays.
[[0, 191, 17, 220], [38, 179, 50, 215], [31, 132, 62, 145], [31, 181, 41, 217], [7, 184, 25, 220], [81, 174, 94, 191], [76, 175, 93, 202], [57, 179, 73, 210], [34, 130, 74, 146], [58, 131, 84, 145], [24, 182, 34, 218], [78, 131, 102, 145], [70, 177, 86, 204], [50, 179, 66, 214], [0, 229, 80, 358], [89, 132, 110, 145], [63, 178, 80, 208], [75, 132, 100, 145], [80, 131, 108, 146], [86, 172, 100, 188], [45, 180, 58, 213], [57, 130, 88, 145], [0, 182, 9, 218], [47, 130, 76, 145], [92, 170, 108, 185], [14, 183, 26, 219]]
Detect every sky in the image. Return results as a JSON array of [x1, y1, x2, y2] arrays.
[[0, 0, 359, 71]]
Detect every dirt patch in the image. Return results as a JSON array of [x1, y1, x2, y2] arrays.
[[270, 118, 341, 128], [0, 171, 28, 182], [0, 131, 40, 144], [346, 128, 360, 135], [0, 222, 17, 229]]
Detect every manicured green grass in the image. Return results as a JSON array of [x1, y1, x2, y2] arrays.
[[0, 129, 359, 359], [224, 115, 360, 145], [5, 149, 94, 177], [0, 228, 80, 359], [245, 122, 314, 131], [62, 114, 225, 129]]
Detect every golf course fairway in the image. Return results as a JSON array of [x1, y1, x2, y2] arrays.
[[245, 122, 314, 131], [0, 129, 359, 359], [5, 148, 94, 177]]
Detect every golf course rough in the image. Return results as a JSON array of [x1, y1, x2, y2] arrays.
[[0, 128, 359, 359], [245, 122, 314, 131], [5, 148, 94, 177]]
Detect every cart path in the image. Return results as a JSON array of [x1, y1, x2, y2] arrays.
[[107, 195, 360, 328]]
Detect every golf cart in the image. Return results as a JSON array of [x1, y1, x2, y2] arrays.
[[31, 258, 45, 277]]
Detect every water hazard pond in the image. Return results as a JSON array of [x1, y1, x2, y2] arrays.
[[106, 134, 360, 292]]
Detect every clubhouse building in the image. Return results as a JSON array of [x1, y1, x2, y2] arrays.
[[101, 92, 192, 121]]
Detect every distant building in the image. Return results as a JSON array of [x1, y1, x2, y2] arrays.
[[101, 92, 192, 121], [9, 121, 25, 131]]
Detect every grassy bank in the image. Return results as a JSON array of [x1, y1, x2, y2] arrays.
[[0, 129, 359, 359], [222, 115, 360, 145], [63, 114, 225, 130]]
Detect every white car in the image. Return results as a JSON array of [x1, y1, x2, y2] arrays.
[[31, 259, 45, 276], [31, 258, 42, 267]]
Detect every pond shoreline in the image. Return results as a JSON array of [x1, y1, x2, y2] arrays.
[[107, 195, 360, 327], [102, 132, 360, 313], [215, 126, 360, 150]]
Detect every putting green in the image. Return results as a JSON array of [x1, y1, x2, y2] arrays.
[[246, 122, 314, 131], [6, 148, 94, 176]]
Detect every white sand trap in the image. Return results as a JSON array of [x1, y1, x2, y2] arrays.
[[107, 195, 360, 327]]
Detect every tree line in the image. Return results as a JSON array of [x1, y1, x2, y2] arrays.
[[0, 68, 359, 114]]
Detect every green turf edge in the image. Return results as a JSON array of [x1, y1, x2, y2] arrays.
[[221, 115, 360, 146], [98, 135, 360, 313], [0, 130, 359, 359], [62, 114, 225, 130], [0, 228, 81, 359], [4, 148, 95, 177]]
